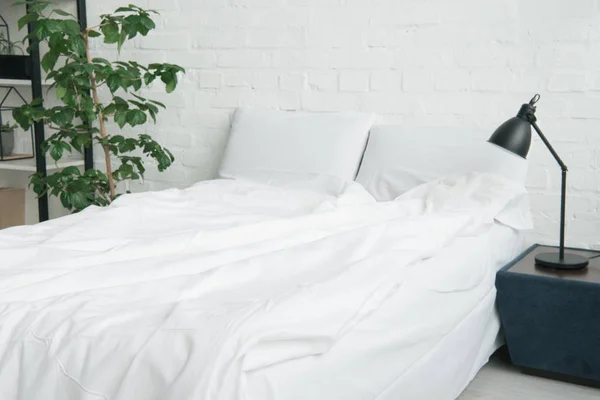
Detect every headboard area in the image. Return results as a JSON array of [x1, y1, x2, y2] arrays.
[[355, 125, 529, 201]]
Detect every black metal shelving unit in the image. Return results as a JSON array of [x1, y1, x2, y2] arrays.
[[77, 0, 94, 172], [0, 0, 92, 222]]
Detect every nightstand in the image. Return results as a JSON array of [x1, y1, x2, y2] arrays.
[[496, 244, 600, 387]]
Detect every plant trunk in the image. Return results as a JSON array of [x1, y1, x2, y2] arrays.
[[83, 32, 115, 201]]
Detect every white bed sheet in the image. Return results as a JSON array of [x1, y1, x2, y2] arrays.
[[246, 224, 524, 400], [0, 174, 530, 400]]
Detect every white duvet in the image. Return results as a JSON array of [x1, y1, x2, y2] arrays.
[[0, 173, 531, 400]]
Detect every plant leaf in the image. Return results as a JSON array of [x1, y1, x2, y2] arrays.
[[114, 111, 127, 128], [107, 75, 121, 93], [101, 21, 120, 44], [54, 9, 75, 17], [126, 109, 147, 127], [49, 144, 64, 161], [56, 85, 67, 99], [18, 13, 38, 30], [41, 50, 59, 72]]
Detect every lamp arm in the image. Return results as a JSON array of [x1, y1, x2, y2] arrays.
[[529, 119, 567, 259], [530, 121, 568, 172]]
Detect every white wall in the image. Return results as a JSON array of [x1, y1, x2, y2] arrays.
[[88, 0, 599, 249], [0, 3, 27, 46]]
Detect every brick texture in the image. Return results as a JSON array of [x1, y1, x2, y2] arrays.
[[86, 0, 600, 249]]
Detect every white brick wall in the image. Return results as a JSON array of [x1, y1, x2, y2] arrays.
[[85, 0, 600, 249]]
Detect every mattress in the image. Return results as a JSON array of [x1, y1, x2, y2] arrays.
[[246, 223, 524, 400]]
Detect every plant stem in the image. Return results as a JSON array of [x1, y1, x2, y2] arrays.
[[85, 23, 107, 33], [47, 125, 91, 134], [83, 31, 115, 201]]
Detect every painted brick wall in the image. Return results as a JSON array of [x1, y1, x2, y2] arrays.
[[86, 0, 600, 249]]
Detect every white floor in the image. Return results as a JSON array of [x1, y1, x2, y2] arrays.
[[459, 351, 600, 400]]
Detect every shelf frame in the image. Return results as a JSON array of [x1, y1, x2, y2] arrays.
[[25, 3, 49, 222], [77, 0, 94, 172], [0, 1, 91, 223]]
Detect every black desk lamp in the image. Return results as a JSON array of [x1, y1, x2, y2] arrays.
[[488, 94, 589, 270]]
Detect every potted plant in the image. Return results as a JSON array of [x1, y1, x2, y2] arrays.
[[0, 31, 23, 55], [0, 121, 16, 158], [0, 24, 28, 80], [13, 2, 185, 212]]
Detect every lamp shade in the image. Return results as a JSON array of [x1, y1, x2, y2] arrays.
[[488, 108, 532, 159]]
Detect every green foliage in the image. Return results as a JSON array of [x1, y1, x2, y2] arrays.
[[0, 121, 17, 132], [30, 167, 112, 210], [0, 32, 23, 55], [12, 2, 185, 213]]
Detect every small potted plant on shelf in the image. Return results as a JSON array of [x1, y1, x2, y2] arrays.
[[0, 14, 28, 78], [0, 121, 16, 158], [0, 32, 23, 55]]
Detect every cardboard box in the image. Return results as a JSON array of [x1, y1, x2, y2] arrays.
[[0, 188, 25, 229]]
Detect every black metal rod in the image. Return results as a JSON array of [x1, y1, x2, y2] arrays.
[[77, 0, 94, 172], [560, 170, 567, 260], [0, 14, 11, 43], [531, 121, 568, 172], [0, 107, 3, 158], [529, 119, 569, 260], [26, 4, 49, 222]]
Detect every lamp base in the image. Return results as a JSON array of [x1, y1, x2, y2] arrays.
[[535, 252, 589, 270]]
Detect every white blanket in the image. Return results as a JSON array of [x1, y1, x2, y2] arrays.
[[0, 173, 531, 400]]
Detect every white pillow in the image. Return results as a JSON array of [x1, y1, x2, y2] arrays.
[[223, 171, 352, 197], [219, 109, 375, 181], [355, 125, 528, 201]]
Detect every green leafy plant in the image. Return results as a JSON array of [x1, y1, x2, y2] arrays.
[[0, 32, 23, 55], [0, 122, 17, 132], [12, 1, 185, 212]]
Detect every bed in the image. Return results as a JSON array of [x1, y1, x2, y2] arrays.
[[246, 223, 522, 400], [0, 110, 531, 400]]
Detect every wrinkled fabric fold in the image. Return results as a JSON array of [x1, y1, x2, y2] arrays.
[[0, 173, 531, 400]]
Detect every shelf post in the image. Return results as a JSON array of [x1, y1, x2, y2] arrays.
[[77, 0, 94, 172], [26, 3, 49, 222]]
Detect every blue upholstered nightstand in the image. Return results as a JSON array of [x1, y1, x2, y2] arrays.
[[496, 244, 600, 387]]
